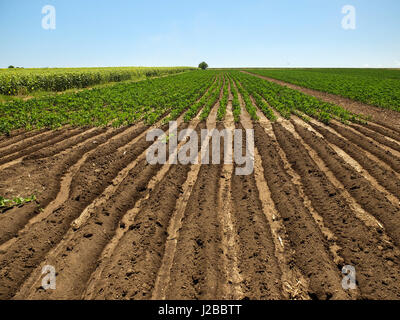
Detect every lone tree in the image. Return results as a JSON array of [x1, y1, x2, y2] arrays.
[[8, 65, 15, 69], [198, 62, 208, 70]]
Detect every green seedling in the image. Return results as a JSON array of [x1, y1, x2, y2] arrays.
[[161, 133, 175, 144], [0, 195, 36, 211]]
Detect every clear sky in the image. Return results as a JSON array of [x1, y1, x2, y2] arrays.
[[1, 0, 399, 68]]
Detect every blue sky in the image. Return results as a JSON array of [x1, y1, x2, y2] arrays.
[[1, 0, 399, 68]]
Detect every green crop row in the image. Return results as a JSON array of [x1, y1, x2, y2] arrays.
[[229, 75, 241, 123], [0, 69, 370, 135], [231, 70, 364, 124], [217, 74, 229, 121], [0, 71, 216, 134], [164, 73, 219, 123], [199, 75, 224, 121], [252, 92, 277, 121], [0, 66, 196, 96], [231, 75, 259, 121], [246, 68, 400, 112], [0, 195, 36, 211], [182, 75, 220, 122]]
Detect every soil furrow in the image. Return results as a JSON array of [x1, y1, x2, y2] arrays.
[[152, 97, 232, 300], [304, 119, 400, 205], [24, 127, 107, 160], [14, 119, 192, 299], [213, 93, 243, 300], [83, 119, 194, 299], [0, 128, 90, 170], [232, 123, 284, 299], [273, 121, 347, 290], [84, 121, 210, 299], [350, 123, 400, 153], [163, 149, 223, 299], [162, 104, 227, 300], [293, 123, 400, 248], [0, 129, 27, 142], [14, 157, 163, 299], [0, 122, 155, 299], [333, 120, 400, 158], [274, 121, 400, 299], [253, 120, 349, 300], [80, 89, 217, 299], [0, 126, 129, 245], [363, 122, 400, 143], [150, 125, 207, 299], [329, 122, 400, 172], [0, 129, 48, 150], [233, 92, 306, 299], [84, 162, 192, 300], [0, 127, 76, 159], [237, 86, 349, 299], [247, 111, 311, 299], [278, 117, 385, 230]]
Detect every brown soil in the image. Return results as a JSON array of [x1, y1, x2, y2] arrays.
[[274, 122, 400, 299], [230, 123, 283, 299]]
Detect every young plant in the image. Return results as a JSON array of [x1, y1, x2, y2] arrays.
[[0, 195, 37, 211]]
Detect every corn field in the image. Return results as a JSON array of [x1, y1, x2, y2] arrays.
[[0, 66, 195, 95]]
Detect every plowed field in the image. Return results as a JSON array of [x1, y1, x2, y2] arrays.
[[1, 70, 399, 300]]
